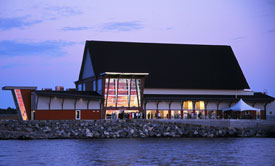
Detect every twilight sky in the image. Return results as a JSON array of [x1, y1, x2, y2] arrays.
[[0, 0, 274, 108]]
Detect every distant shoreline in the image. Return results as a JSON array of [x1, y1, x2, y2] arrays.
[[1, 120, 275, 140]]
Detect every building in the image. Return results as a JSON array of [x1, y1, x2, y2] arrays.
[[3, 41, 275, 120]]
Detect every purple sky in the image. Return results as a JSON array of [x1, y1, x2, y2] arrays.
[[0, 0, 274, 108]]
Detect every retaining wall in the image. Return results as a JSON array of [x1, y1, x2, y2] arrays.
[[1, 119, 275, 139]]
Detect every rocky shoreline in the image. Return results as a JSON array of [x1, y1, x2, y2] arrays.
[[0, 120, 275, 140]]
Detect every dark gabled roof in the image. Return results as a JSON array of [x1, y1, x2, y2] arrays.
[[144, 92, 274, 102], [34, 90, 103, 99], [81, 40, 250, 90]]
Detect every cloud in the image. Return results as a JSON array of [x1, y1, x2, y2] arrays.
[[268, 29, 275, 33], [0, 17, 42, 30], [232, 36, 245, 41], [0, 63, 26, 69], [102, 21, 143, 31], [43, 6, 82, 18], [62, 26, 90, 31], [0, 40, 75, 57]]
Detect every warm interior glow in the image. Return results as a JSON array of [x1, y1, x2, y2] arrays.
[[104, 78, 141, 107], [171, 110, 181, 119], [146, 110, 168, 119], [184, 101, 193, 110], [195, 101, 205, 110]]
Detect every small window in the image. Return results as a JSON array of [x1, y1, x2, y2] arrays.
[[97, 79, 102, 94], [93, 80, 96, 91], [76, 110, 81, 120], [83, 83, 86, 91], [78, 84, 82, 91]]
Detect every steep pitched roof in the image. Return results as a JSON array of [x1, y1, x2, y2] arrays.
[[79, 40, 250, 90]]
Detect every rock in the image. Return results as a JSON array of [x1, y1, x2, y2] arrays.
[[130, 129, 135, 134], [85, 129, 93, 138], [25, 128, 33, 132], [104, 131, 110, 136], [0, 119, 274, 139], [163, 132, 170, 137]]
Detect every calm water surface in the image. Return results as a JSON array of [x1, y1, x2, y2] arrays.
[[0, 138, 275, 166]]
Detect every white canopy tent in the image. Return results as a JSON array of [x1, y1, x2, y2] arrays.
[[223, 99, 260, 112]]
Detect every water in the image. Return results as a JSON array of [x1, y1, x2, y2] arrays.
[[0, 138, 275, 166]]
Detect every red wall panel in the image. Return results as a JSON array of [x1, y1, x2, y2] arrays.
[[81, 110, 101, 120], [35, 110, 75, 120], [35, 110, 101, 120]]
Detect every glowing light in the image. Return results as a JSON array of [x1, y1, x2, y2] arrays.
[[14, 89, 28, 120]]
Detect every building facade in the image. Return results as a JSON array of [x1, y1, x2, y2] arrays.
[[3, 41, 275, 120]]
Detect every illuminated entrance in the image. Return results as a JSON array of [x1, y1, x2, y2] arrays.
[[104, 78, 141, 107], [106, 110, 140, 119]]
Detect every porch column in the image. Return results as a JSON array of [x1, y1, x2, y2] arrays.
[[192, 101, 196, 119], [204, 101, 208, 119], [168, 101, 172, 119], [181, 101, 184, 119]]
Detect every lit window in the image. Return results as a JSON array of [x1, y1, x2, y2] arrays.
[[184, 101, 193, 110], [117, 79, 128, 107], [195, 101, 205, 110], [104, 78, 141, 107]]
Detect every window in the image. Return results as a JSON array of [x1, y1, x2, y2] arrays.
[[130, 79, 139, 107], [105, 78, 116, 107], [77, 84, 82, 91], [184, 101, 193, 110], [83, 83, 85, 91], [195, 101, 205, 110], [117, 79, 128, 107], [104, 78, 141, 107], [76, 110, 81, 120], [93, 80, 96, 91], [97, 79, 102, 94]]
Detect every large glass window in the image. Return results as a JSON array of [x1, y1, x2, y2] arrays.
[[117, 79, 129, 107], [130, 79, 138, 107], [104, 78, 141, 107], [105, 78, 116, 107]]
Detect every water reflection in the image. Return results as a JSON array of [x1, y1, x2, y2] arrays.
[[0, 138, 275, 166]]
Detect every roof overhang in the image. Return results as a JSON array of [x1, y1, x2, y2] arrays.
[[34, 91, 103, 99], [2, 86, 37, 90], [100, 72, 149, 76]]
